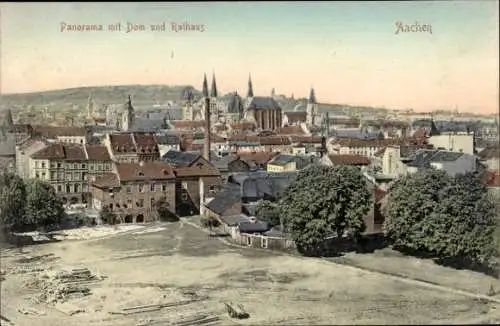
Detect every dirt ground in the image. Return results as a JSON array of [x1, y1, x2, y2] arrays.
[[2, 220, 500, 326]]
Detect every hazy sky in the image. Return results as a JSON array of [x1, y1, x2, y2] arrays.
[[1, 2, 498, 113]]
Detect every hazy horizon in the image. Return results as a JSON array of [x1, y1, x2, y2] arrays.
[[1, 2, 498, 114]]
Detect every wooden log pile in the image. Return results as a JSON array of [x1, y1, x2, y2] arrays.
[[26, 267, 105, 304], [109, 297, 207, 316]]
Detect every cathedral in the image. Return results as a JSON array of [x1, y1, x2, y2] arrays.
[[182, 73, 285, 131]]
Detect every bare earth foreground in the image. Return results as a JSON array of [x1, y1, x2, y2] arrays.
[[2, 220, 500, 326]]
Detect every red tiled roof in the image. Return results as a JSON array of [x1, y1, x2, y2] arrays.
[[230, 122, 256, 131], [134, 133, 159, 153], [30, 143, 86, 160], [116, 162, 175, 182], [85, 145, 111, 161], [327, 154, 371, 166], [92, 173, 120, 189], [275, 126, 305, 135], [172, 120, 205, 130], [486, 172, 500, 188], [32, 125, 88, 138], [109, 134, 136, 154], [290, 135, 323, 144]]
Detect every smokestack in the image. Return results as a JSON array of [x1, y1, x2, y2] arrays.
[[202, 73, 211, 161]]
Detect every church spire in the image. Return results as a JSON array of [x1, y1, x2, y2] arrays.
[[202, 73, 209, 98], [308, 87, 317, 104], [210, 72, 218, 98], [247, 74, 254, 98]]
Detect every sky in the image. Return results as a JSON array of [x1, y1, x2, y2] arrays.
[[1, 1, 498, 114]]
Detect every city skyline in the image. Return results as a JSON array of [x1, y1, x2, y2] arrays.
[[1, 2, 498, 114]]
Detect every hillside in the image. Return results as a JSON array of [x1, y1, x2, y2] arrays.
[[0, 84, 388, 115], [0, 85, 201, 107]]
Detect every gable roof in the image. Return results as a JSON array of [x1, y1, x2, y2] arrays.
[[30, 143, 86, 160], [327, 154, 371, 166], [162, 150, 200, 167], [283, 111, 307, 123], [115, 162, 175, 182], [269, 154, 297, 166], [205, 187, 242, 215], [85, 145, 111, 161], [247, 96, 282, 110]]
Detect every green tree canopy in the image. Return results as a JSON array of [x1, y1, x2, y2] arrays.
[[155, 196, 179, 222], [25, 179, 65, 230], [280, 165, 372, 255], [99, 206, 118, 225], [0, 173, 28, 232], [384, 170, 497, 266], [255, 200, 281, 228]]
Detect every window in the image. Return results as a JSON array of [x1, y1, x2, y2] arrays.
[[181, 193, 189, 201], [73, 163, 77, 169], [161, 184, 167, 191], [82, 163, 86, 169], [150, 183, 156, 192], [127, 199, 132, 207], [109, 203, 113, 210], [208, 185, 216, 195], [126, 186, 132, 193], [246, 236, 253, 246], [73, 172, 80, 180], [74, 184, 80, 193], [66, 173, 72, 181], [138, 184, 144, 193], [35, 173, 40, 179], [50, 172, 56, 180], [57, 163, 62, 169], [136, 199, 144, 208], [57, 185, 62, 192], [151, 197, 155, 207], [83, 184, 88, 192], [41, 162, 46, 169], [66, 185, 71, 193], [41, 172, 46, 179], [89, 164, 95, 171], [51, 162, 56, 168], [80, 139, 84, 144]]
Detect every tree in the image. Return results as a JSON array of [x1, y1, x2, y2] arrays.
[[99, 206, 117, 225], [255, 200, 281, 228], [25, 179, 65, 230], [384, 170, 497, 266], [280, 165, 372, 255], [0, 173, 29, 232], [155, 197, 179, 222]]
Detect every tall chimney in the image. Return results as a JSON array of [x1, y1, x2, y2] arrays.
[[202, 73, 211, 161]]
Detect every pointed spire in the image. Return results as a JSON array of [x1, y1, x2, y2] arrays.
[[202, 73, 209, 98], [210, 72, 218, 98], [271, 88, 276, 97], [2, 108, 14, 127], [126, 94, 134, 113], [428, 114, 440, 136], [247, 74, 254, 98], [308, 87, 317, 104]]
